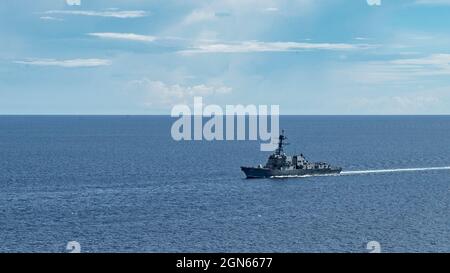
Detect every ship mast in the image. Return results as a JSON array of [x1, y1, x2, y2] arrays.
[[275, 130, 287, 155]]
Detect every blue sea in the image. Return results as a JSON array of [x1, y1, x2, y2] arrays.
[[1, 116, 449, 253]]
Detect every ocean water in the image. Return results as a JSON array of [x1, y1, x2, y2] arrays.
[[0, 116, 449, 253]]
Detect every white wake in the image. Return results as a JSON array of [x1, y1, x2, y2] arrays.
[[270, 166, 450, 179], [341, 166, 450, 176]]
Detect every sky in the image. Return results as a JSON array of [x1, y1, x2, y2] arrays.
[[2, 0, 450, 114]]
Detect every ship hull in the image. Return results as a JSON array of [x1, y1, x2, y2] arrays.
[[241, 166, 342, 179]]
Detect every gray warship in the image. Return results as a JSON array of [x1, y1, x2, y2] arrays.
[[241, 131, 342, 179]]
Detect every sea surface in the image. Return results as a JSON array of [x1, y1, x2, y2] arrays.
[[0, 116, 449, 253]]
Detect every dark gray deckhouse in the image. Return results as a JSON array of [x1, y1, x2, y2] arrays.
[[241, 130, 342, 179]]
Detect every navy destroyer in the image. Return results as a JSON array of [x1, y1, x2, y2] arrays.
[[241, 131, 342, 179]]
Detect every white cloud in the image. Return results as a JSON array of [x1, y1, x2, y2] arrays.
[[390, 54, 450, 67], [66, 0, 81, 6], [367, 0, 381, 6], [14, 58, 111, 68], [337, 54, 450, 84], [202, 0, 314, 14], [45, 10, 147, 19], [381, 54, 450, 79], [39, 16, 63, 21], [393, 95, 439, 108], [84, 33, 371, 54], [88, 33, 156, 42], [351, 95, 440, 114], [179, 41, 373, 54], [129, 79, 232, 106], [183, 9, 217, 25], [179, 0, 315, 25]]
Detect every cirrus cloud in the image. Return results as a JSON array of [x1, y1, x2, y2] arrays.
[[179, 40, 374, 54], [45, 10, 147, 19], [88, 32, 157, 42], [14, 58, 112, 68]]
